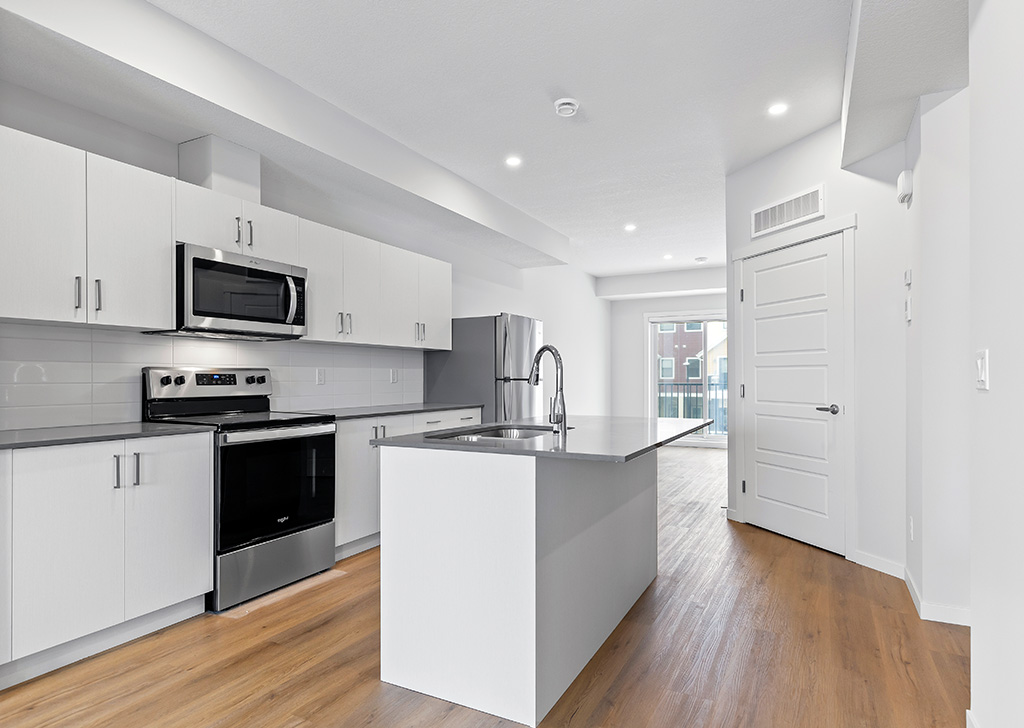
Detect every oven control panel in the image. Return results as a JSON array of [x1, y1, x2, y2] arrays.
[[143, 367, 273, 399]]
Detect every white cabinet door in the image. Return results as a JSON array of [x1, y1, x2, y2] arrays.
[[124, 433, 213, 621], [0, 125, 87, 323], [414, 408, 482, 433], [12, 441, 125, 659], [379, 245, 420, 348], [242, 200, 298, 263], [298, 218, 345, 342], [335, 418, 382, 547], [342, 232, 382, 345], [174, 180, 243, 251], [335, 414, 416, 547], [86, 154, 174, 329], [0, 449, 11, 666], [418, 256, 452, 350]]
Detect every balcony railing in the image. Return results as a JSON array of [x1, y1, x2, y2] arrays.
[[657, 380, 728, 435]]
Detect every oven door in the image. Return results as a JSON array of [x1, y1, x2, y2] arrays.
[[178, 243, 307, 339], [217, 423, 335, 554]]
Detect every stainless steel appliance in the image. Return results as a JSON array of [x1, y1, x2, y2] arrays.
[[142, 367, 335, 611], [148, 243, 307, 341], [423, 312, 543, 423]]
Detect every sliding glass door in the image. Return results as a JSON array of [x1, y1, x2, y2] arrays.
[[652, 319, 728, 440]]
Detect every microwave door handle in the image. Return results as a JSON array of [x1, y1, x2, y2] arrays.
[[285, 276, 298, 324]]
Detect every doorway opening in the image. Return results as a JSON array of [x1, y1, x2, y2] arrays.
[[650, 317, 728, 445]]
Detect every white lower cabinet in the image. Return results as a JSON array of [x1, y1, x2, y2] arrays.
[[334, 409, 482, 549], [10, 433, 212, 660], [1, 449, 12, 667], [335, 415, 414, 547]]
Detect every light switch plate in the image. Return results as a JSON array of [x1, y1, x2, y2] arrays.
[[390, 368, 398, 384], [315, 368, 326, 385], [976, 349, 990, 391], [905, 292, 912, 323]]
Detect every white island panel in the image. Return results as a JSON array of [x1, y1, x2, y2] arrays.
[[380, 447, 538, 725]]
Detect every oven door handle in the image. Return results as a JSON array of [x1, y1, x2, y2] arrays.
[[219, 423, 335, 446]]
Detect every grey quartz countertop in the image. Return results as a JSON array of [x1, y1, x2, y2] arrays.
[[309, 402, 483, 421], [0, 422, 217, 451], [372, 415, 714, 463]]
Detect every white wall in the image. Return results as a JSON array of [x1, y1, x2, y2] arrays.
[[609, 293, 726, 418], [968, 0, 1024, 724], [903, 89, 971, 625], [726, 122, 911, 576]]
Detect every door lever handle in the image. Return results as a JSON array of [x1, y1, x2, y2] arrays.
[[816, 404, 840, 415]]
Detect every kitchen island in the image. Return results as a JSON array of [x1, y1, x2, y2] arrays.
[[375, 416, 712, 727]]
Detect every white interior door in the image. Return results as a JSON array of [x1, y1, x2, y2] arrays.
[[741, 233, 846, 554]]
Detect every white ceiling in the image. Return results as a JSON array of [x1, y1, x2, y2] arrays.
[[144, 0, 855, 278]]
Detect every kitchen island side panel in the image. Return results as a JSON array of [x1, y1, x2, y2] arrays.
[[379, 447, 538, 726], [534, 452, 658, 723]]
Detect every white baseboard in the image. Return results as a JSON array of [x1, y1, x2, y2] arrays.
[[904, 567, 971, 627], [0, 596, 205, 691], [966, 709, 980, 728], [335, 532, 380, 561], [847, 549, 904, 579], [726, 508, 743, 523]]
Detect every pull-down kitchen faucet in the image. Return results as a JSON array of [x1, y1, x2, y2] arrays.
[[528, 344, 567, 439]]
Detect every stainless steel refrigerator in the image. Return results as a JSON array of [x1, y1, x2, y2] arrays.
[[424, 313, 543, 423]]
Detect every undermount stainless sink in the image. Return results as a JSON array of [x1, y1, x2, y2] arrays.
[[429, 425, 556, 442]]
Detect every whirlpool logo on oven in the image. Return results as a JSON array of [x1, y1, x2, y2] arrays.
[[277, 516, 290, 524]]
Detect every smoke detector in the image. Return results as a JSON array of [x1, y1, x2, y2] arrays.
[[554, 98, 579, 117]]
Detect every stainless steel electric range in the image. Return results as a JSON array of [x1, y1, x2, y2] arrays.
[[143, 367, 336, 611]]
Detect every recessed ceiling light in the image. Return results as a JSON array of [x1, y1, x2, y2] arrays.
[[768, 102, 789, 116], [695, 256, 709, 264], [505, 156, 522, 167], [663, 254, 673, 260], [624, 223, 637, 232]]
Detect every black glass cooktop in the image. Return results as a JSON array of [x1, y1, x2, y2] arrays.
[[155, 410, 335, 432]]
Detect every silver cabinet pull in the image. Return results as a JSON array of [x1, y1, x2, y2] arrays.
[[74, 276, 82, 309], [460, 416, 474, 421], [113, 454, 122, 489], [427, 420, 441, 425], [372, 425, 379, 448], [380, 425, 386, 438], [421, 322, 426, 341], [94, 279, 102, 311], [338, 312, 345, 334], [247, 219, 254, 248], [133, 452, 141, 486], [414, 322, 420, 341], [347, 313, 353, 335], [235, 216, 242, 245]]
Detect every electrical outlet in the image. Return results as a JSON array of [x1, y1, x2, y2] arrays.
[[315, 368, 326, 385], [390, 368, 398, 384], [910, 516, 914, 541]]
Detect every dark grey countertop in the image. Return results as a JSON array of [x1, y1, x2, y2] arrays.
[[0, 422, 217, 451], [310, 402, 483, 420], [372, 415, 714, 463]]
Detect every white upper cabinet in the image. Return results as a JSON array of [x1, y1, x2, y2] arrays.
[[173, 180, 241, 250], [241, 199, 297, 263], [379, 245, 420, 348], [175, 180, 297, 262], [342, 232, 382, 345], [86, 154, 174, 329], [0, 125, 87, 324], [298, 217, 346, 342], [418, 255, 452, 350]]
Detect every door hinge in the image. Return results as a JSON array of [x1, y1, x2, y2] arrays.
[[740, 288, 744, 302], [742, 480, 746, 494], [740, 384, 745, 398]]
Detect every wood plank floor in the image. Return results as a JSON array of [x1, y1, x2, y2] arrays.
[[0, 448, 969, 727]]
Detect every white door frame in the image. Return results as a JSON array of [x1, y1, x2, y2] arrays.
[[730, 214, 858, 557]]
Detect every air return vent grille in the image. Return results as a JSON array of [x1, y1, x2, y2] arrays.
[[751, 185, 824, 238]]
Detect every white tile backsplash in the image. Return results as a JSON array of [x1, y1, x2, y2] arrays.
[[0, 323, 422, 429]]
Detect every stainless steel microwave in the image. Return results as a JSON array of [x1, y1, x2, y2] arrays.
[[170, 243, 307, 341]]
